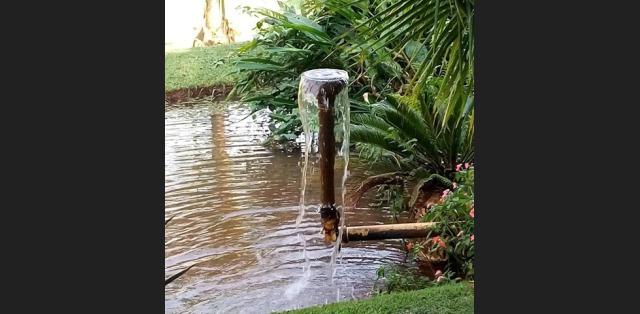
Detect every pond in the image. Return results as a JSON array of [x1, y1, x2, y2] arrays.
[[165, 102, 407, 313]]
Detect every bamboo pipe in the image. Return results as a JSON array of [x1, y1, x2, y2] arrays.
[[340, 222, 437, 242], [315, 78, 346, 242]]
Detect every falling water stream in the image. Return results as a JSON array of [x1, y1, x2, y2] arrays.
[[295, 69, 350, 301]]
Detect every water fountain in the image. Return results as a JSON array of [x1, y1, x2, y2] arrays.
[[291, 68, 437, 303], [298, 69, 350, 243], [297, 69, 436, 245]]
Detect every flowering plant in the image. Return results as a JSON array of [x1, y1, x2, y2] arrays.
[[420, 164, 474, 279]]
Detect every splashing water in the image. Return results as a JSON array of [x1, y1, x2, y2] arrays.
[[288, 91, 313, 299], [331, 78, 350, 281], [295, 69, 350, 299]]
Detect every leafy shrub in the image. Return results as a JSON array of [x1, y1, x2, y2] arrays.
[[231, 0, 424, 143], [374, 264, 457, 294], [419, 165, 474, 279]]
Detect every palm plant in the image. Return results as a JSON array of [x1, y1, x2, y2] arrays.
[[337, 0, 474, 211], [348, 80, 473, 211], [346, 0, 474, 128]]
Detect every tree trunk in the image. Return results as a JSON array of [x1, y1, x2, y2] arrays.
[[217, 0, 234, 44], [194, 0, 218, 47]]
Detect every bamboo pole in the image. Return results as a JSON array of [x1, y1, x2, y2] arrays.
[[314, 76, 346, 242], [318, 86, 336, 207], [341, 222, 437, 242], [299, 69, 348, 242]]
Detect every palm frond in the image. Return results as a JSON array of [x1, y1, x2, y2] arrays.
[[351, 79, 473, 176], [345, 0, 474, 127], [350, 124, 405, 157], [376, 96, 440, 161], [408, 173, 453, 208]]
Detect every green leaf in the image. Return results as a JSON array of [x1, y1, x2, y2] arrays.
[[235, 58, 286, 71], [404, 40, 428, 68]]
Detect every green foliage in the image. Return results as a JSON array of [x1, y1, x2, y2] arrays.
[[231, 3, 339, 142], [227, 0, 474, 145], [351, 85, 473, 188], [347, 0, 475, 128], [279, 282, 474, 314], [368, 184, 405, 218], [374, 264, 450, 294], [370, 167, 475, 281], [231, 0, 423, 142], [421, 165, 475, 279]]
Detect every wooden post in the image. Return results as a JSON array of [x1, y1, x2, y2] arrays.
[[341, 222, 437, 242]]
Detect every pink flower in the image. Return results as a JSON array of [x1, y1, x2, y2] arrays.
[[441, 189, 451, 199], [470, 207, 474, 218], [432, 236, 446, 248], [464, 163, 470, 169], [470, 234, 474, 241], [435, 270, 444, 282], [452, 182, 458, 189], [455, 164, 463, 171]]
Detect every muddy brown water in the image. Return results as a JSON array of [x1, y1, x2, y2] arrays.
[[165, 102, 407, 313]]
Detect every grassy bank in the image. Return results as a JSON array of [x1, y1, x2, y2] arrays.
[[281, 282, 474, 314], [165, 43, 242, 92]]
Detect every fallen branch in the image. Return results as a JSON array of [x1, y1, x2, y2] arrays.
[[165, 264, 196, 286], [347, 171, 406, 208]]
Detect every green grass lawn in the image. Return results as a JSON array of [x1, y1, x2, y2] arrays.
[[165, 43, 243, 92], [280, 282, 474, 314]]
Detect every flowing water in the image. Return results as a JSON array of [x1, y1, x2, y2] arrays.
[[165, 102, 406, 313], [297, 68, 350, 285]]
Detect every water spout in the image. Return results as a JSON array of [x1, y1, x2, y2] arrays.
[[298, 69, 349, 243]]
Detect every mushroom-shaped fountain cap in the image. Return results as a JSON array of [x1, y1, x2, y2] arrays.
[[301, 68, 348, 81], [299, 69, 349, 108]]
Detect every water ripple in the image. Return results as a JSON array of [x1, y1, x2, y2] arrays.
[[165, 102, 406, 313]]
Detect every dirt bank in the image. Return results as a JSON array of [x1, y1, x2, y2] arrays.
[[165, 85, 237, 110]]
